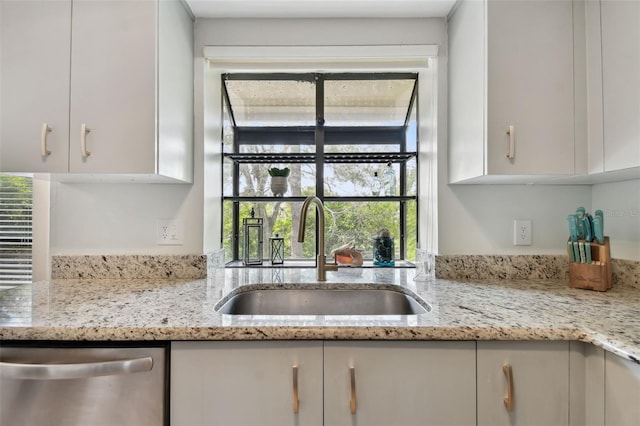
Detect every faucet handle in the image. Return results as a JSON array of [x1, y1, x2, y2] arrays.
[[317, 254, 335, 266], [324, 262, 339, 272], [316, 255, 339, 280]]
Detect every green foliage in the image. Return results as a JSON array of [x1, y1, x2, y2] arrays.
[[268, 167, 290, 177], [324, 201, 400, 259], [222, 144, 418, 263], [0, 174, 32, 222], [224, 199, 416, 262]]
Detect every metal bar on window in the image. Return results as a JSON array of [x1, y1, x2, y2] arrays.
[[223, 73, 316, 82], [314, 74, 325, 263], [234, 127, 406, 146], [315, 74, 325, 200], [221, 78, 237, 129], [223, 196, 417, 203], [323, 72, 418, 81], [232, 109, 241, 261], [404, 79, 419, 128]]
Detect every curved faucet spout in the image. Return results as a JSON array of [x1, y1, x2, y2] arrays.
[[297, 196, 338, 281], [298, 196, 324, 244]]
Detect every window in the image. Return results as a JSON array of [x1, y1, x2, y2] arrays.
[[222, 73, 418, 265], [0, 174, 32, 286]]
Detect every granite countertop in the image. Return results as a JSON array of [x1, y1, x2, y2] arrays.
[[1, 267, 638, 363]]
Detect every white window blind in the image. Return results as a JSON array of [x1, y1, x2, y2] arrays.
[[0, 174, 32, 286]]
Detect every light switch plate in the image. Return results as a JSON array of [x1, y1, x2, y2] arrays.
[[513, 219, 532, 245]]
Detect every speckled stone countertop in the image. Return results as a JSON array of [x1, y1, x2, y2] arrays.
[[1, 267, 638, 363]]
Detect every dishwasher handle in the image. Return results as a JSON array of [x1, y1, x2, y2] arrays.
[[0, 356, 153, 380]]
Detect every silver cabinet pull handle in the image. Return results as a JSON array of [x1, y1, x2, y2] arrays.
[[41, 123, 52, 156], [292, 365, 299, 414], [80, 123, 91, 157], [506, 125, 515, 159], [0, 357, 153, 380], [503, 364, 515, 412], [350, 366, 357, 415]]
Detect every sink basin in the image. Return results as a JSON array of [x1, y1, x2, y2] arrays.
[[215, 287, 430, 316]]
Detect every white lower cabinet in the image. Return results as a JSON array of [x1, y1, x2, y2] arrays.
[[172, 340, 638, 426], [604, 351, 640, 426], [171, 341, 476, 426], [477, 341, 570, 426], [323, 341, 476, 426], [171, 341, 324, 426]]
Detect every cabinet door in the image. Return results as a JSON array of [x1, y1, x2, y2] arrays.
[[0, 0, 71, 172], [324, 341, 476, 426], [69, 0, 156, 174], [486, 0, 575, 175], [604, 352, 640, 426], [477, 341, 569, 426], [601, 0, 640, 172], [447, 0, 486, 183], [171, 341, 323, 426]]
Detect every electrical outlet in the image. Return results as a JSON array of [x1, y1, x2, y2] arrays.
[[156, 220, 183, 245], [513, 219, 532, 245]]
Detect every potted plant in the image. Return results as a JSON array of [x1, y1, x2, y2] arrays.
[[268, 167, 290, 196]]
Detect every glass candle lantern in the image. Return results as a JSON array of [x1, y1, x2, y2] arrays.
[[243, 208, 263, 266], [269, 233, 284, 265]]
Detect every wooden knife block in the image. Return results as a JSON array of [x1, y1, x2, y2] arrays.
[[568, 237, 612, 291]]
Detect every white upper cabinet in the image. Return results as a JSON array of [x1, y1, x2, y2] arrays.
[[448, 0, 582, 183], [0, 1, 71, 173], [0, 0, 193, 182], [587, 0, 640, 174], [68, 1, 156, 176]]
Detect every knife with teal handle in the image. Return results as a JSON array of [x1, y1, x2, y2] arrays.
[[568, 241, 575, 262], [575, 207, 586, 239], [595, 209, 604, 235], [583, 214, 593, 242], [573, 242, 581, 262], [567, 214, 578, 242], [593, 214, 605, 245], [578, 241, 586, 263]]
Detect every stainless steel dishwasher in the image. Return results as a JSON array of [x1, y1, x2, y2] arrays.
[[0, 343, 167, 426]]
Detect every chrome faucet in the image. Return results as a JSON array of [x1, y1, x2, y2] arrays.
[[298, 196, 338, 281]]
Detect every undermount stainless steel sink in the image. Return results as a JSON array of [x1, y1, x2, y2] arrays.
[[215, 287, 430, 316]]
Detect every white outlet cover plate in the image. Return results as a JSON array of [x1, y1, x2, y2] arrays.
[[513, 219, 532, 245], [156, 220, 184, 245]]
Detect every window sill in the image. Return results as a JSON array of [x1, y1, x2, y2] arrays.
[[225, 260, 416, 269]]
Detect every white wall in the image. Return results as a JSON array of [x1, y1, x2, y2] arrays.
[[439, 184, 593, 255], [49, 180, 202, 255], [591, 179, 640, 260], [48, 16, 639, 261], [32, 175, 50, 280]]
